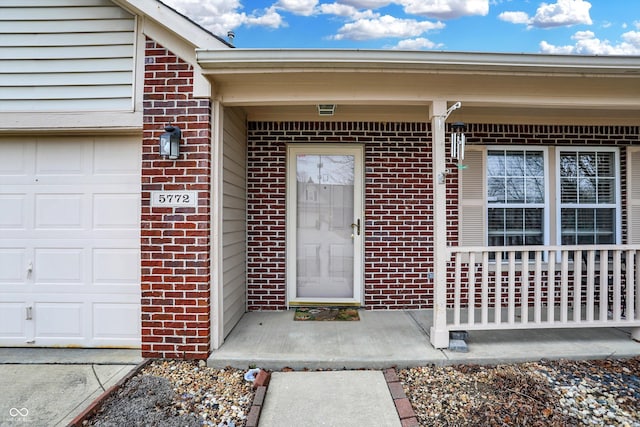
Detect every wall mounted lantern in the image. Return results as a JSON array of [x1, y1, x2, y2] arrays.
[[159, 125, 181, 160], [450, 122, 466, 161]]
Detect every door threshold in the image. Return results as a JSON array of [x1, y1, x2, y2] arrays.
[[288, 301, 361, 307]]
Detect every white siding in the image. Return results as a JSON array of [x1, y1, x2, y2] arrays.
[[222, 107, 247, 338], [0, 0, 135, 112]]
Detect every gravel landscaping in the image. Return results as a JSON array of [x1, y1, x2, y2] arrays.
[[399, 357, 640, 427], [85, 360, 254, 427], [85, 357, 639, 427]]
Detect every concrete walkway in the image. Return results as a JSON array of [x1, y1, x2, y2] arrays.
[[258, 371, 402, 427], [208, 309, 640, 370], [0, 348, 141, 426]]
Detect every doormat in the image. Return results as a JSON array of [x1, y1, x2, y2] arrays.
[[294, 307, 360, 321]]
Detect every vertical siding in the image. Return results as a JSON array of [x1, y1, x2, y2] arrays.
[[223, 107, 247, 337], [0, 0, 135, 111]]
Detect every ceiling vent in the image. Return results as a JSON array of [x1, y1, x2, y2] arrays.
[[317, 104, 336, 116]]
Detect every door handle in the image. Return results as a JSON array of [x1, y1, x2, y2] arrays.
[[351, 219, 361, 236]]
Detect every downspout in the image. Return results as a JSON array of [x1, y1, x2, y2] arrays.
[[429, 100, 458, 349]]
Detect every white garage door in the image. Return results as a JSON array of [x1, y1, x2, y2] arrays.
[[0, 136, 141, 348]]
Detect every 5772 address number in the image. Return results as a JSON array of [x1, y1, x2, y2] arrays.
[[151, 191, 197, 207]]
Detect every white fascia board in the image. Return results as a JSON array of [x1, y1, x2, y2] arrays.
[[197, 49, 640, 76], [0, 111, 143, 132], [112, 0, 231, 49]]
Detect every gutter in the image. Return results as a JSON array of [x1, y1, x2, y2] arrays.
[[196, 49, 640, 76]]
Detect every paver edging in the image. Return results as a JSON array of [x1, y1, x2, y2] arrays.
[[246, 369, 271, 427], [68, 358, 151, 427], [384, 367, 419, 427]]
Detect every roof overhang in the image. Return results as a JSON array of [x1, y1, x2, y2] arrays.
[[196, 49, 640, 125]]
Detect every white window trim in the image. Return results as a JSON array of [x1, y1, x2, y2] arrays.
[[554, 146, 622, 245], [485, 146, 550, 247]]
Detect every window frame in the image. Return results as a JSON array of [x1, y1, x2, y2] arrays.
[[485, 146, 550, 248], [555, 146, 621, 246]]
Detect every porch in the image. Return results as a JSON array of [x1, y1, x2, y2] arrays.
[[207, 309, 639, 370]]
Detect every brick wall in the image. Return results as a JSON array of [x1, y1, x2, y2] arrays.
[[247, 122, 639, 311], [141, 38, 212, 359], [247, 122, 455, 310]]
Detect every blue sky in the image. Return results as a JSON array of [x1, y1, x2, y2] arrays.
[[163, 0, 640, 54]]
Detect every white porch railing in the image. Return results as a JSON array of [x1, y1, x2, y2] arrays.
[[433, 245, 640, 347]]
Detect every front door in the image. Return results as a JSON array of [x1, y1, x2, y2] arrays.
[[286, 144, 364, 305]]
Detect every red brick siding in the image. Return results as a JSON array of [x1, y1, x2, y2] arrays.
[[247, 122, 456, 310], [247, 122, 639, 311], [141, 38, 212, 359]]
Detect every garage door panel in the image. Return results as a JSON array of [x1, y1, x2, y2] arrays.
[[0, 138, 32, 175], [0, 195, 27, 228], [35, 194, 84, 229], [93, 303, 140, 339], [0, 249, 26, 283], [94, 193, 139, 229], [93, 248, 138, 284], [0, 302, 27, 338], [35, 139, 85, 175], [34, 248, 84, 284], [35, 302, 84, 338], [94, 137, 140, 175]]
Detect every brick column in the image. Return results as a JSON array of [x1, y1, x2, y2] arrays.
[[140, 38, 212, 359]]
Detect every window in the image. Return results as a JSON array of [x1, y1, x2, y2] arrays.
[[558, 149, 618, 245], [487, 149, 546, 247], [482, 147, 620, 249]]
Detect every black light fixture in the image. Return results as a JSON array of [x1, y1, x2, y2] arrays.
[[159, 125, 181, 160]]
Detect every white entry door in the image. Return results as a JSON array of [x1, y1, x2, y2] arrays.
[[286, 144, 364, 305]]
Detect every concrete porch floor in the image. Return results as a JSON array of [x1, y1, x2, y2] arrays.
[[207, 310, 640, 370]]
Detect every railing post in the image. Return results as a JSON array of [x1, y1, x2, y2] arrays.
[[429, 100, 450, 349]]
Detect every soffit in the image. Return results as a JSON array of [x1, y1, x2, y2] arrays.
[[198, 50, 640, 125]]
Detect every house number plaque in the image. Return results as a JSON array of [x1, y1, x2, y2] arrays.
[[151, 191, 198, 207]]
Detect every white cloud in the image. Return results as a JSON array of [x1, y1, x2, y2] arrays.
[[162, 0, 285, 35], [531, 0, 592, 28], [401, 0, 489, 19], [336, 0, 393, 8], [331, 15, 445, 40], [275, 0, 319, 16], [390, 37, 444, 50], [319, 3, 378, 19], [540, 30, 640, 55], [246, 6, 285, 28], [498, 11, 530, 25], [500, 0, 592, 29]]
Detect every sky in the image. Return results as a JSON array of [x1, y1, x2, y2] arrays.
[[163, 0, 640, 55]]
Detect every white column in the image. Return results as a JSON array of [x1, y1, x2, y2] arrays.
[[429, 100, 450, 349]]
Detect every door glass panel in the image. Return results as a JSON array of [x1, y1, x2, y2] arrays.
[[295, 154, 354, 298]]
